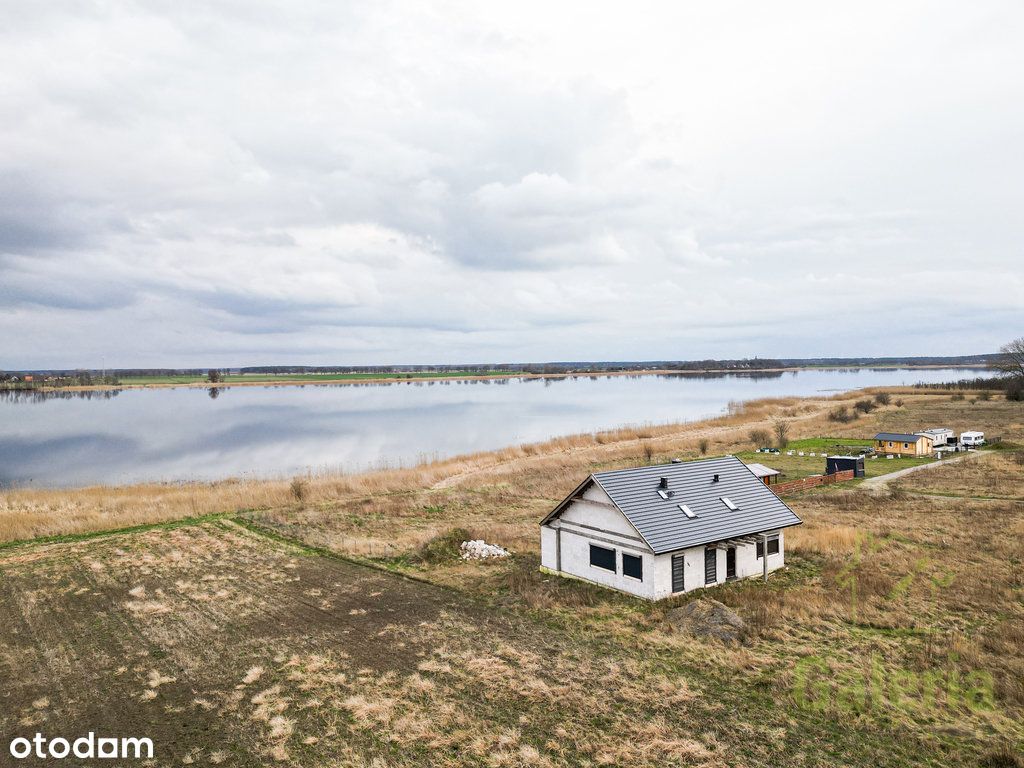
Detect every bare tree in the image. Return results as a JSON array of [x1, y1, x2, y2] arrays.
[[773, 419, 790, 449], [991, 337, 1024, 380]]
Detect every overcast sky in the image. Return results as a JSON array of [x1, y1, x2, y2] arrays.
[[1, 1, 1022, 368]]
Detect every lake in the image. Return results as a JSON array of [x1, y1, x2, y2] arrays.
[[0, 368, 984, 488]]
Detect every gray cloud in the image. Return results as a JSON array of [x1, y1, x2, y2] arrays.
[[0, 1, 1022, 367]]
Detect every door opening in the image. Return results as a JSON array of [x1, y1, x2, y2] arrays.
[[704, 548, 717, 585]]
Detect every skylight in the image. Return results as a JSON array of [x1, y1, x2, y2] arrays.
[[721, 496, 738, 510], [657, 489, 670, 500], [679, 504, 697, 519]]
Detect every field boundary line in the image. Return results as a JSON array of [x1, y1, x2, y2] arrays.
[[0, 510, 245, 554], [224, 515, 454, 592]]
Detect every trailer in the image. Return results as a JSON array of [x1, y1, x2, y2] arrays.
[[960, 431, 985, 447]]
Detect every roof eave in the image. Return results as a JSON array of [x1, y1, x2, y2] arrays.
[[651, 518, 804, 556]]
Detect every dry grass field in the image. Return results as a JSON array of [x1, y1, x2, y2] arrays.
[[1, 388, 1022, 766]]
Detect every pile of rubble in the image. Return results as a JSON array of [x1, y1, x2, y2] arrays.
[[459, 540, 510, 560]]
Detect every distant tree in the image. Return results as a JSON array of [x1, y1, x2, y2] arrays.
[[991, 337, 1024, 380], [748, 429, 771, 449], [773, 419, 790, 449], [854, 399, 876, 414], [207, 369, 223, 383]]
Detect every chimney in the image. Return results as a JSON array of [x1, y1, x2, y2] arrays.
[[712, 473, 720, 483], [659, 477, 669, 489]]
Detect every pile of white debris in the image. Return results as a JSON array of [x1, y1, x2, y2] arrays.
[[459, 540, 510, 560]]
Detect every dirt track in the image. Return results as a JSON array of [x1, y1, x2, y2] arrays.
[[859, 450, 983, 493]]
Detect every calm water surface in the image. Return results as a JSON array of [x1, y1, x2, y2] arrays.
[[0, 368, 985, 488]]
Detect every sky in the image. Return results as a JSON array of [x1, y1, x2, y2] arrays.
[[1, 1, 1022, 368]]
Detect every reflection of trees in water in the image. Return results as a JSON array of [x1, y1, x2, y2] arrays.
[[0, 389, 123, 403], [208, 387, 222, 399], [241, 370, 789, 393]]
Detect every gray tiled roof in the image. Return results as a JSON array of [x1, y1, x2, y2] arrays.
[[874, 432, 923, 442], [584, 456, 802, 554]]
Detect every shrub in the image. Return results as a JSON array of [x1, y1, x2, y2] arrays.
[[853, 399, 876, 414], [951, 392, 966, 401], [979, 390, 992, 401], [289, 477, 308, 502], [1007, 382, 1023, 402], [894, 398, 904, 407], [698, 438, 710, 455], [748, 429, 771, 449], [828, 406, 858, 423], [773, 420, 790, 449], [642, 441, 655, 464], [873, 392, 891, 405], [412, 528, 473, 564]]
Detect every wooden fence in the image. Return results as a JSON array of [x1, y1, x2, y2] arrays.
[[772, 469, 855, 496]]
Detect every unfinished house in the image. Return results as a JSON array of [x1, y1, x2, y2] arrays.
[[539, 456, 802, 600]]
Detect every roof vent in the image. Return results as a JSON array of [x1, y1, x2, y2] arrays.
[[671, 458, 682, 464], [712, 473, 720, 483]]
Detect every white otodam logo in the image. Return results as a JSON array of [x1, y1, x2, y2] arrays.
[[9, 733, 154, 760]]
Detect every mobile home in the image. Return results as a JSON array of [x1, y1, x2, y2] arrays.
[[916, 428, 954, 446]]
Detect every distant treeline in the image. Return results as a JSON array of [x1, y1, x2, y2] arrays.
[[917, 375, 1023, 401], [1, 354, 996, 382], [778, 354, 994, 367]]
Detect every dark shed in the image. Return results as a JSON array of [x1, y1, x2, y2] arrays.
[[826, 455, 865, 478]]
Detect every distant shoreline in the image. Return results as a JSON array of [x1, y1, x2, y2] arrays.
[[1, 363, 988, 393]]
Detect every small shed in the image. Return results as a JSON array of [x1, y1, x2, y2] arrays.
[[874, 432, 932, 457], [746, 462, 781, 486], [826, 455, 865, 478]]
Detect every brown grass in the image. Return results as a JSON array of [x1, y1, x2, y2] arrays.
[[0, 391, 858, 545], [1, 392, 1023, 766]]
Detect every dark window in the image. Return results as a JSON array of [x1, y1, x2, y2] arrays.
[[622, 553, 643, 580], [671, 554, 685, 593], [756, 535, 780, 559], [589, 544, 615, 572]]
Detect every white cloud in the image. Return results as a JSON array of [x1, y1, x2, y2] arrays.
[[0, 0, 1022, 367]]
